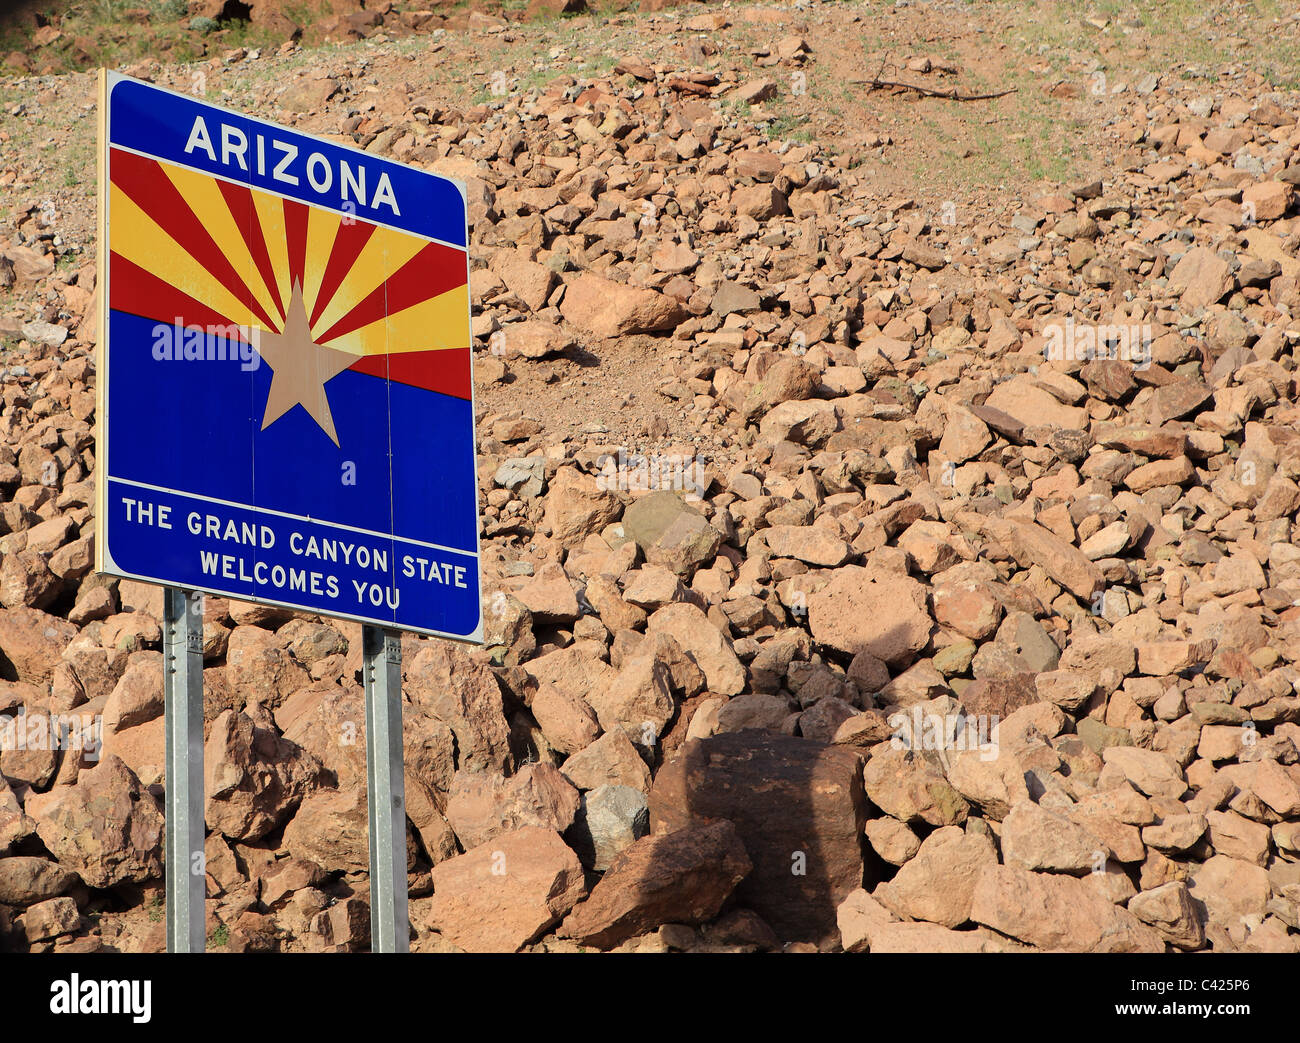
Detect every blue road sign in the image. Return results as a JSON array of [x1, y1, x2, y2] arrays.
[[96, 72, 482, 642]]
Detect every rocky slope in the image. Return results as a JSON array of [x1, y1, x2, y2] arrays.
[[2, 0, 1300, 952]]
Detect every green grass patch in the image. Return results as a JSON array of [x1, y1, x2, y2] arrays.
[[764, 115, 811, 143]]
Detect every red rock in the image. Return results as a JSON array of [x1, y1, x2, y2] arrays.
[[102, 655, 164, 731], [733, 150, 782, 181], [1001, 800, 1108, 873], [970, 864, 1163, 951], [205, 710, 323, 841], [492, 250, 556, 313], [531, 681, 600, 755], [647, 602, 745, 694], [516, 563, 580, 625], [1168, 246, 1233, 311], [984, 376, 1087, 430], [24, 755, 163, 889], [1251, 758, 1300, 817], [932, 580, 1003, 640], [0, 856, 77, 906], [807, 565, 932, 664], [759, 525, 851, 566], [559, 272, 686, 337], [988, 519, 1104, 602], [21, 895, 80, 942], [587, 653, 675, 741], [224, 625, 309, 709], [733, 183, 789, 220], [1, 550, 60, 609], [542, 466, 622, 547], [406, 642, 512, 773], [559, 820, 750, 948], [1243, 181, 1291, 221], [1186, 854, 1269, 929], [735, 78, 778, 104], [865, 746, 971, 825], [560, 728, 652, 792], [1101, 746, 1187, 799], [1128, 881, 1204, 950], [959, 673, 1040, 719], [444, 762, 579, 850], [0, 608, 77, 685], [936, 401, 992, 464], [1124, 455, 1195, 492], [873, 826, 996, 927], [500, 319, 574, 359], [428, 827, 585, 952], [866, 919, 1021, 952], [1135, 639, 1212, 676], [282, 788, 381, 874]]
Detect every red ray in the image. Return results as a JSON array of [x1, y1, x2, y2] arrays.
[[347, 348, 472, 401], [284, 196, 309, 295], [217, 177, 285, 322], [110, 149, 279, 333], [309, 218, 376, 329], [109, 252, 255, 341], [313, 240, 467, 345]]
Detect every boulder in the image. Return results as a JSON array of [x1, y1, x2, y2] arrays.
[[205, 710, 322, 841], [559, 820, 751, 948], [24, 755, 163, 889], [807, 566, 932, 664], [444, 762, 580, 850], [407, 643, 511, 773], [622, 492, 721, 576], [565, 785, 650, 870], [970, 864, 1164, 951], [559, 272, 686, 337], [873, 826, 996, 927], [427, 827, 586, 953]]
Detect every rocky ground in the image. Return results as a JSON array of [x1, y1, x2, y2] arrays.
[[3, 0, 1300, 952]]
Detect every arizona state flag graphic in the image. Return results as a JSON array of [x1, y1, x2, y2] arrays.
[[97, 73, 482, 641]]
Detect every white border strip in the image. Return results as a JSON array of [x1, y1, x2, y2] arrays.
[[107, 475, 479, 560]]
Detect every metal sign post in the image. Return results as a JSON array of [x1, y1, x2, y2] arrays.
[[163, 586, 205, 953], [362, 626, 408, 953]]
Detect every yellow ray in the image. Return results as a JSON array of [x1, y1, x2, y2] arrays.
[[319, 285, 470, 357], [311, 223, 427, 337], [159, 160, 284, 327], [250, 189, 293, 319], [301, 205, 341, 323], [110, 183, 259, 330]]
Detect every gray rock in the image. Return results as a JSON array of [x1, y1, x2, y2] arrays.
[[21, 321, 67, 347], [494, 457, 546, 499], [566, 785, 650, 870], [710, 281, 762, 315], [622, 491, 721, 576]]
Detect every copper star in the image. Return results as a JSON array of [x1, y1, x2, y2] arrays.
[[254, 281, 356, 447]]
